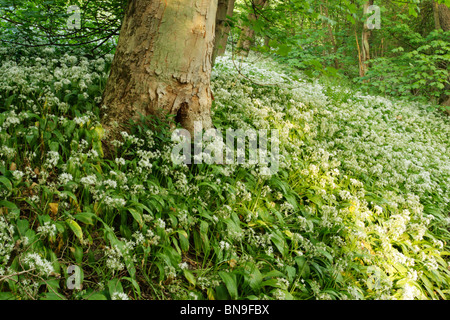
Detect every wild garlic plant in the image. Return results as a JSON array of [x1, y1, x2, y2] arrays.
[[0, 49, 449, 300]]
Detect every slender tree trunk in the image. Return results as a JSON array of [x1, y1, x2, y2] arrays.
[[360, 0, 374, 78], [264, 35, 270, 47], [432, 0, 441, 30], [212, 0, 235, 66], [324, 1, 339, 69], [433, 2, 450, 114], [101, 0, 218, 137], [236, 0, 268, 57]]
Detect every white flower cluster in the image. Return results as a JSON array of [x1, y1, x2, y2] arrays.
[[111, 292, 130, 300], [44, 151, 60, 168], [22, 252, 54, 277], [37, 221, 57, 238], [58, 173, 73, 185], [0, 217, 15, 264]]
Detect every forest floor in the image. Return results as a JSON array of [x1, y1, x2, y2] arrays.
[[0, 50, 449, 300]]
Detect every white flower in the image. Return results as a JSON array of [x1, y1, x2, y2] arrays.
[[11, 170, 24, 181], [178, 262, 189, 270], [22, 252, 54, 276], [401, 283, 421, 300], [59, 173, 73, 185], [115, 158, 125, 166], [80, 174, 97, 186], [37, 221, 57, 238], [111, 292, 129, 300]]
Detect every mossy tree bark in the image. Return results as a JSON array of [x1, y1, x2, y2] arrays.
[[101, 0, 218, 137]]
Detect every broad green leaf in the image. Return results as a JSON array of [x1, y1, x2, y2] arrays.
[[128, 208, 143, 228], [87, 293, 108, 300], [183, 269, 196, 287], [74, 212, 95, 225], [0, 200, 20, 216], [0, 176, 12, 192], [108, 279, 124, 296], [219, 271, 238, 300], [66, 219, 83, 241], [177, 230, 189, 252]]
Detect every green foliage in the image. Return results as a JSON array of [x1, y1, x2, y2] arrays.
[[0, 48, 449, 300], [0, 0, 125, 57], [359, 27, 450, 106]]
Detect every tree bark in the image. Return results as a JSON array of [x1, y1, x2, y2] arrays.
[[432, 0, 441, 30], [323, 1, 339, 69], [360, 0, 374, 78], [212, 0, 235, 66], [434, 2, 450, 114], [236, 0, 268, 57], [101, 0, 218, 137], [437, 2, 450, 31]]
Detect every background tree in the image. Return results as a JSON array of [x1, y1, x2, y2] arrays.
[[236, 0, 269, 57], [359, 0, 374, 77], [212, 0, 236, 66]]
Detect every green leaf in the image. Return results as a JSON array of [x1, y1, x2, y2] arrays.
[[207, 288, 216, 300], [128, 208, 144, 228], [0, 200, 20, 216], [66, 219, 83, 241], [276, 44, 291, 57], [0, 292, 15, 300], [74, 212, 95, 225], [199, 220, 210, 255], [0, 176, 12, 192], [420, 274, 437, 299], [108, 279, 124, 297], [215, 284, 230, 300], [177, 230, 189, 252], [16, 219, 29, 236], [219, 271, 238, 300], [74, 245, 83, 264], [87, 293, 108, 300], [183, 269, 196, 287], [242, 263, 263, 292], [41, 292, 66, 300], [270, 231, 288, 257], [295, 256, 310, 279], [317, 249, 333, 262], [263, 270, 285, 280]]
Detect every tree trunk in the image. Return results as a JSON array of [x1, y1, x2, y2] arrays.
[[236, 0, 268, 57], [264, 35, 270, 47], [434, 2, 450, 114], [437, 2, 450, 31], [360, 0, 374, 78], [212, 0, 235, 66], [432, 0, 441, 30], [323, 1, 339, 69], [101, 0, 218, 137]]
